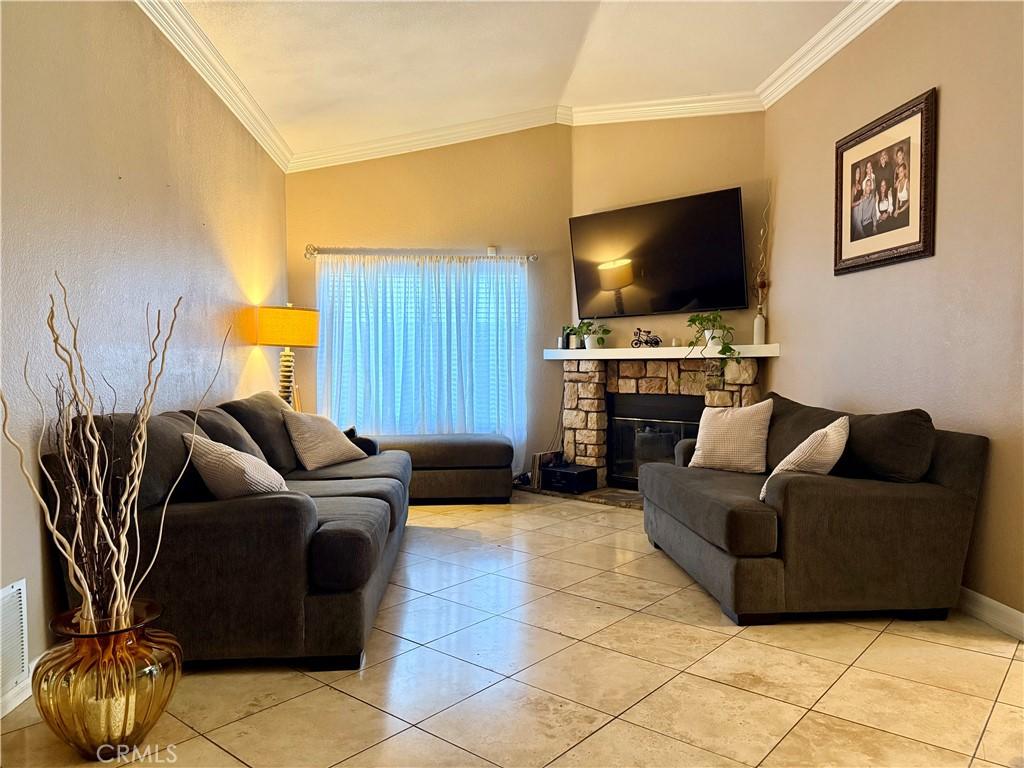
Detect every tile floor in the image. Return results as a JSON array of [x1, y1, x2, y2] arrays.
[[3, 491, 1022, 768]]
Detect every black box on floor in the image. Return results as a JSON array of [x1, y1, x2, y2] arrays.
[[541, 464, 597, 494]]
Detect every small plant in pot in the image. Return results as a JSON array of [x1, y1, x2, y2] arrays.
[[686, 311, 739, 360], [571, 319, 612, 349]]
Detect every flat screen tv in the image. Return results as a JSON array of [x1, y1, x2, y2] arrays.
[[570, 187, 748, 319]]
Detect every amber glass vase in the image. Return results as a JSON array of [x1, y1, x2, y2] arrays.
[[32, 599, 182, 761]]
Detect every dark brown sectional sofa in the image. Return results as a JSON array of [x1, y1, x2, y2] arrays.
[[50, 392, 411, 666], [639, 393, 990, 624]]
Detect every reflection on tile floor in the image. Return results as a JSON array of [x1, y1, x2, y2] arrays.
[[3, 491, 1022, 768]]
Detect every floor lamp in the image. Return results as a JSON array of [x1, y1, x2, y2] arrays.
[[255, 304, 320, 409]]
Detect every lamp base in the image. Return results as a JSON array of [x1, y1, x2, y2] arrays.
[[278, 347, 296, 407]]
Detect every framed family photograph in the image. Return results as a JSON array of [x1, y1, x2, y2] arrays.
[[835, 88, 937, 275]]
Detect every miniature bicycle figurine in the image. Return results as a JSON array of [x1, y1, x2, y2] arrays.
[[632, 328, 663, 348]]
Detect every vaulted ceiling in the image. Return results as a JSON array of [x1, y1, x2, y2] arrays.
[[139, 1, 898, 172]]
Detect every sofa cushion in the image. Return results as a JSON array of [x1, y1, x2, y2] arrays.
[[283, 410, 367, 470], [639, 463, 777, 556], [189, 407, 267, 461], [374, 434, 513, 469], [96, 411, 212, 510], [689, 399, 773, 474], [309, 497, 390, 592], [766, 393, 936, 482], [219, 392, 299, 473], [286, 477, 406, 530], [761, 417, 849, 501], [183, 433, 288, 499], [285, 451, 412, 487]]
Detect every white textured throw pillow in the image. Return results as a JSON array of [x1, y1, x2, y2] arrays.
[[283, 410, 368, 471], [689, 398, 774, 474], [182, 432, 288, 499], [760, 416, 850, 501]]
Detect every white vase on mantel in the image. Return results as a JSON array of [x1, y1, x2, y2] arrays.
[[584, 335, 597, 350], [753, 307, 767, 345]]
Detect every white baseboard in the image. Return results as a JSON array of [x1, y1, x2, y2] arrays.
[[1, 655, 39, 718], [958, 587, 1024, 641]]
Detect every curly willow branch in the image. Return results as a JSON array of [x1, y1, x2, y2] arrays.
[[0, 277, 193, 626]]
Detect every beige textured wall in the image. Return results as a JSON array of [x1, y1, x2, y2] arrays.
[[571, 113, 767, 347], [285, 125, 573, 460], [764, 1, 1023, 610], [1, 1, 287, 660]]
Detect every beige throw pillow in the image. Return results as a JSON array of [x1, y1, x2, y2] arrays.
[[283, 410, 368, 470], [689, 398, 774, 473], [760, 416, 850, 501], [182, 432, 288, 499]]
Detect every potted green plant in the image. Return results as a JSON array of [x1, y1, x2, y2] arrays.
[[686, 311, 738, 359], [571, 319, 612, 349]]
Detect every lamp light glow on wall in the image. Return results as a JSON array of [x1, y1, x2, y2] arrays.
[[254, 304, 319, 408], [597, 258, 634, 315]]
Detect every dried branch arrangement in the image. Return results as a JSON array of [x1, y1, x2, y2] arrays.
[[0, 276, 222, 629], [754, 186, 773, 311]]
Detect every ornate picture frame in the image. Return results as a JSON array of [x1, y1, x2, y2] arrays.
[[834, 88, 937, 275]]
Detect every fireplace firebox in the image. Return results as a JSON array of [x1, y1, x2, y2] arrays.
[[607, 393, 704, 489]]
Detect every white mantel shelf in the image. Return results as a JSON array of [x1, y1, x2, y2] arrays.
[[543, 343, 780, 360]]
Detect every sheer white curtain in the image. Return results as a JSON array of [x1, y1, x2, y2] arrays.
[[317, 251, 528, 472]]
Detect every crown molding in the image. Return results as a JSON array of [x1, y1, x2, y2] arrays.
[[756, 0, 901, 108], [137, 0, 898, 172], [287, 106, 566, 172], [134, 0, 292, 171], [571, 92, 765, 127], [286, 94, 769, 171]]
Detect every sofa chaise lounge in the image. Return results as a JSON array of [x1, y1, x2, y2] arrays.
[[639, 393, 989, 624], [375, 433, 514, 502]]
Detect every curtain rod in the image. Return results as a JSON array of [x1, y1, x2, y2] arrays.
[[304, 244, 539, 262]]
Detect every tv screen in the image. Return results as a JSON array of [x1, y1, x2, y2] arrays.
[[570, 187, 748, 319]]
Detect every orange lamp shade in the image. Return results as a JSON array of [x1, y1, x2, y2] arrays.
[[254, 306, 319, 348]]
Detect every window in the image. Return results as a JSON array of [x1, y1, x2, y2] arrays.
[[316, 252, 528, 471]]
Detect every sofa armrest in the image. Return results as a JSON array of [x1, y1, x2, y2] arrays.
[[674, 438, 697, 467], [353, 435, 380, 456], [135, 491, 319, 658], [764, 472, 977, 611], [343, 426, 379, 455]]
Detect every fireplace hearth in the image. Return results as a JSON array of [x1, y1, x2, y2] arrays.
[[561, 355, 765, 488]]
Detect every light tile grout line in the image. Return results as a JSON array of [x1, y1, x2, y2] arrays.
[[193, 733, 255, 768], [184, 680, 330, 735], [970, 656, 1016, 761], [756, 623, 997, 765], [881, 625, 1020, 661], [755, 619, 888, 766], [538, 606, 736, 767]]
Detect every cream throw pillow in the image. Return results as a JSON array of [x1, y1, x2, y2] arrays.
[[182, 432, 288, 499], [283, 410, 368, 470], [689, 398, 774, 473], [760, 416, 850, 501]]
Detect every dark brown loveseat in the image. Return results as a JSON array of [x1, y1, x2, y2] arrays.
[[639, 393, 989, 624], [50, 392, 410, 666]]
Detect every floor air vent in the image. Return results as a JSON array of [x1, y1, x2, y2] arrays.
[[1, 579, 30, 710]]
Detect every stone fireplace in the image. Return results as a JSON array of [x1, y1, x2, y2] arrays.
[[561, 355, 765, 488]]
